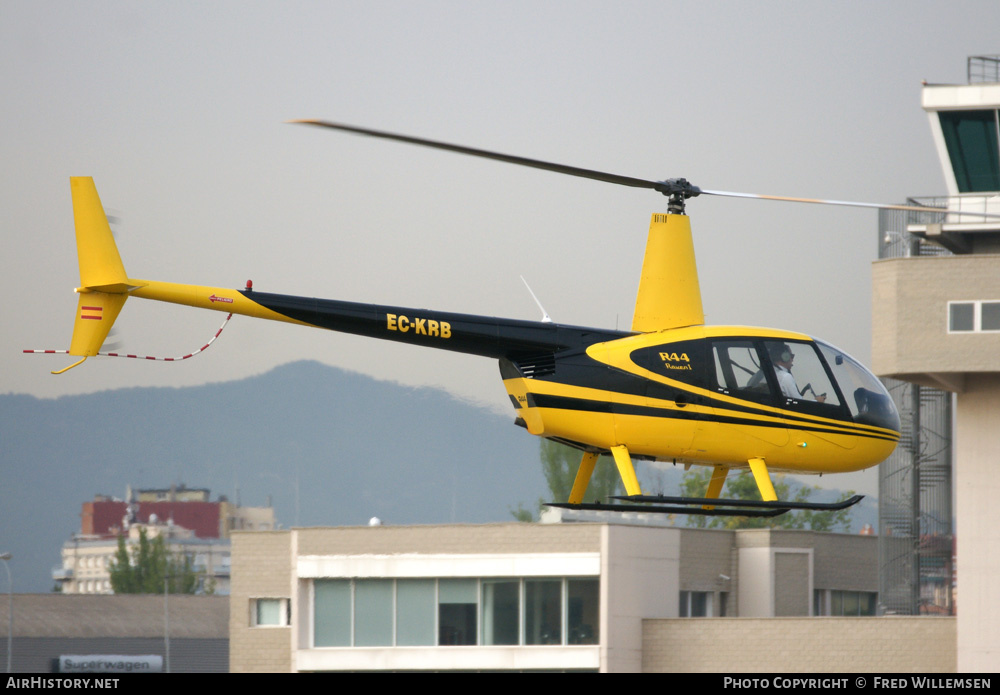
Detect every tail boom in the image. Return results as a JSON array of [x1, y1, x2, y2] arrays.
[[127, 279, 312, 327], [51, 177, 629, 372]]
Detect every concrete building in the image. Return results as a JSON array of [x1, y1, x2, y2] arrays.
[[0, 594, 228, 673], [228, 521, 954, 673], [871, 55, 1000, 670]]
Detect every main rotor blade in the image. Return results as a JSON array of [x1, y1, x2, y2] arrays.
[[700, 189, 1000, 218], [292, 119, 1000, 218], [290, 119, 662, 191]]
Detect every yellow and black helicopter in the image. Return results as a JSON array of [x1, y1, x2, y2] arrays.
[[39, 120, 962, 518]]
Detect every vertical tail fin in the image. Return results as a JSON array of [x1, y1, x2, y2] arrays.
[[67, 177, 133, 359], [72, 177, 129, 291]]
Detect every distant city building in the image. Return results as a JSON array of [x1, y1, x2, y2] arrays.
[[54, 485, 276, 596], [135, 485, 211, 503], [82, 484, 275, 539]]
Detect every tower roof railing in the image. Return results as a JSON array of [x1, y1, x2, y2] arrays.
[[968, 55, 1000, 84]]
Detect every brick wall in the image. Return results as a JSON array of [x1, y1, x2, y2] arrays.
[[295, 522, 603, 556], [229, 532, 293, 672], [873, 255, 1000, 377], [642, 617, 956, 672]]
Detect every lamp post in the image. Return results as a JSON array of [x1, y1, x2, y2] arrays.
[[163, 575, 170, 674], [1, 553, 11, 674]]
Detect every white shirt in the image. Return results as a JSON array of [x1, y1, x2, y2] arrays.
[[774, 364, 799, 399]]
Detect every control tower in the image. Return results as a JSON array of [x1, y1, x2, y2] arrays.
[[872, 55, 1000, 671]]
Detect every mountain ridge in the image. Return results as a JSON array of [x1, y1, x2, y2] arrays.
[[1, 360, 543, 592]]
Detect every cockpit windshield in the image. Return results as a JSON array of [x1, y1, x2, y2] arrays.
[[816, 340, 900, 432], [760, 340, 840, 408]]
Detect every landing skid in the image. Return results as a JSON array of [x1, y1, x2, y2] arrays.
[[546, 494, 863, 517], [618, 493, 865, 511], [547, 501, 788, 517]]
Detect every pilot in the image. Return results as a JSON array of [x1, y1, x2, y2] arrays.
[[769, 343, 826, 403]]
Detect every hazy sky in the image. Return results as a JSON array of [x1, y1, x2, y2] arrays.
[[4, 1, 999, 497]]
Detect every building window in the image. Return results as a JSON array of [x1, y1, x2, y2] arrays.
[[938, 109, 1000, 193], [525, 579, 562, 645], [949, 302, 975, 331], [678, 590, 713, 617], [984, 302, 1000, 331], [439, 579, 477, 646], [396, 579, 436, 646], [251, 597, 290, 627], [824, 590, 877, 616], [355, 580, 393, 646], [482, 579, 520, 646], [312, 577, 599, 648], [314, 581, 351, 645], [567, 579, 598, 644], [948, 300, 1000, 333]]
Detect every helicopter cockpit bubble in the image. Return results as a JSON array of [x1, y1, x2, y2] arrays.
[[816, 340, 900, 432]]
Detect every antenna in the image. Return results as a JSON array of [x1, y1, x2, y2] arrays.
[[520, 276, 552, 323]]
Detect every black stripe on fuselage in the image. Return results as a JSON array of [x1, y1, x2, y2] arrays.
[[523, 352, 897, 442], [527, 392, 898, 443], [240, 290, 629, 359]]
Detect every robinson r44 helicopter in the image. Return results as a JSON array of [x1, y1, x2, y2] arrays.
[[40, 120, 969, 518]]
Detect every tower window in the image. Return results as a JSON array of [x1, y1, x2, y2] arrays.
[[939, 110, 1000, 193], [948, 301, 1000, 333]]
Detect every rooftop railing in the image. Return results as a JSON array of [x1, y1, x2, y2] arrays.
[[968, 55, 1000, 84]]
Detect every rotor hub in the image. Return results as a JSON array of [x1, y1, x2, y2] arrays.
[[654, 178, 702, 214]]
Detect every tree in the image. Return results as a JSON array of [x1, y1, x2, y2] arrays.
[[108, 527, 201, 594], [511, 440, 624, 521], [678, 467, 854, 531]]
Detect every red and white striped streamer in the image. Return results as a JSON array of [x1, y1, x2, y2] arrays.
[[24, 313, 233, 362]]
